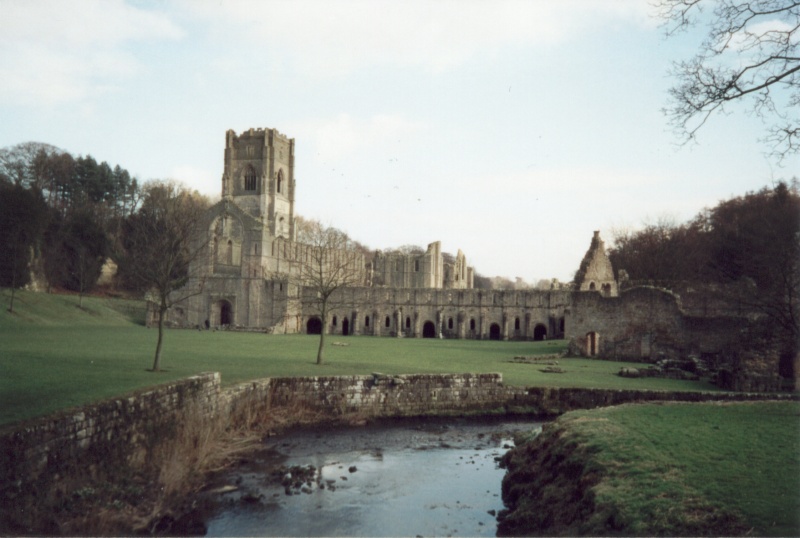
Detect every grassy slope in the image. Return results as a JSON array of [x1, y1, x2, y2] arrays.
[[1, 289, 721, 426], [565, 402, 800, 536]]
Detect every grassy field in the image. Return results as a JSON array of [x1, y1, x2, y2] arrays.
[[557, 402, 800, 536], [1, 289, 722, 426]]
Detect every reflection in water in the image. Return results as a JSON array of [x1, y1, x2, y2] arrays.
[[205, 418, 542, 537]]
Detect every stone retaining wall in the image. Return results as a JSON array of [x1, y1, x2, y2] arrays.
[[0, 373, 221, 501], [3, 371, 797, 505]]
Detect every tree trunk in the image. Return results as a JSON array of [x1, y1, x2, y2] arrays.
[[316, 305, 326, 365], [152, 301, 166, 372]]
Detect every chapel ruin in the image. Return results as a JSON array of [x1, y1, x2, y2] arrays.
[[156, 127, 793, 392]]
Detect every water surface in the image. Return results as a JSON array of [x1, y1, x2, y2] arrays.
[[205, 417, 542, 537]]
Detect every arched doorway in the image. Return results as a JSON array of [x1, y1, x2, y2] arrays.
[[533, 324, 547, 341], [218, 300, 233, 326], [422, 321, 437, 338], [306, 317, 322, 335], [342, 317, 350, 336], [489, 323, 501, 340], [586, 332, 600, 356]]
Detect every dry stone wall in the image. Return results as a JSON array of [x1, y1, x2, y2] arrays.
[[3, 371, 795, 506]]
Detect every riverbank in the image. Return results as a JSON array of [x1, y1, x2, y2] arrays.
[[498, 400, 800, 536], [3, 369, 796, 535]]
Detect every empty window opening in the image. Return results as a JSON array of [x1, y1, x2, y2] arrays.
[[332, 316, 338, 327], [342, 318, 350, 336], [589, 282, 596, 291], [385, 316, 391, 328], [244, 166, 257, 191], [514, 317, 520, 331], [470, 318, 476, 331], [277, 169, 283, 193], [365, 316, 370, 327], [448, 317, 453, 330], [405, 316, 411, 329]]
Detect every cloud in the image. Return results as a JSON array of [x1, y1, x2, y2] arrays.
[[0, 0, 183, 105], [181, 0, 655, 76]]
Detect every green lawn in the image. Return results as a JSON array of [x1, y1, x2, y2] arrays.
[[1, 289, 722, 426], [560, 402, 800, 536]]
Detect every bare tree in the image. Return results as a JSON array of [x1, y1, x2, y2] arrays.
[[656, 0, 800, 159], [279, 221, 366, 364], [115, 181, 211, 372]]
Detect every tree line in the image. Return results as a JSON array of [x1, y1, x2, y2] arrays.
[[0, 142, 210, 308], [608, 181, 800, 379]]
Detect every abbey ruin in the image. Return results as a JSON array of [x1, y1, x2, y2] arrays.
[[157, 127, 790, 392]]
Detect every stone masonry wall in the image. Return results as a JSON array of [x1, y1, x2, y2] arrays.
[[3, 371, 796, 506], [0, 373, 221, 501]]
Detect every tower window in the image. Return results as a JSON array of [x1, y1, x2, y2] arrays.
[[244, 165, 257, 191], [277, 169, 283, 193]]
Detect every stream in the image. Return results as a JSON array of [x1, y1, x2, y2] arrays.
[[202, 416, 543, 537]]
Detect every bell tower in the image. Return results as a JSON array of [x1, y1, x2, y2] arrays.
[[222, 127, 296, 239]]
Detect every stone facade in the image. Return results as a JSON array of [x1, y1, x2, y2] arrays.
[[151, 125, 791, 387]]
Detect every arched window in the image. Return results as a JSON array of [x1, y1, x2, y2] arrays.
[[244, 165, 257, 191], [277, 169, 283, 193], [448, 317, 453, 329], [385, 316, 391, 328], [226, 240, 233, 265], [405, 316, 411, 329], [332, 316, 338, 326], [589, 282, 596, 291], [514, 317, 520, 330], [470, 318, 476, 331], [365, 316, 370, 327], [415, 259, 420, 272]]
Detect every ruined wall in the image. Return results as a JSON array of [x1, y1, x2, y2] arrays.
[[304, 287, 571, 340], [566, 286, 684, 360], [0, 373, 221, 502], [573, 231, 618, 296]]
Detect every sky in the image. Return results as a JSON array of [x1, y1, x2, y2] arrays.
[[1, 0, 797, 283]]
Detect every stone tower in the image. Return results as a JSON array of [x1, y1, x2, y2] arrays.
[[222, 128, 296, 239]]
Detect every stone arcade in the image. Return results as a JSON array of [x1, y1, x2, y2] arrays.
[[154, 127, 787, 390]]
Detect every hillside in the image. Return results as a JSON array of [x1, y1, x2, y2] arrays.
[[0, 289, 145, 327]]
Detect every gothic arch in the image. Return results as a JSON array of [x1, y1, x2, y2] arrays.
[[244, 165, 257, 191], [422, 321, 437, 338], [306, 317, 322, 335], [533, 323, 547, 341], [489, 323, 502, 340]]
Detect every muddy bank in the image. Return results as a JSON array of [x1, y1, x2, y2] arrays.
[[496, 406, 758, 537]]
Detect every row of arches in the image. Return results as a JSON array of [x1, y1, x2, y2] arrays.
[[305, 315, 551, 341]]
